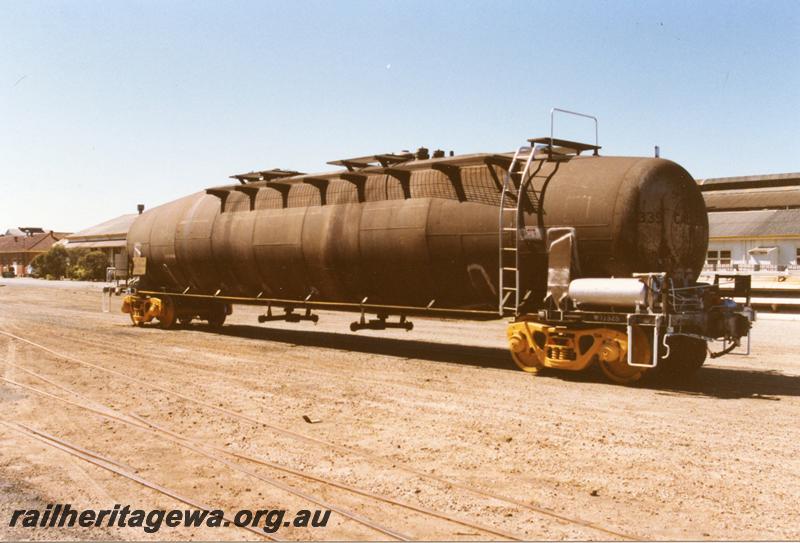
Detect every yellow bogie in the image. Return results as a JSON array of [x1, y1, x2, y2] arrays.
[[507, 324, 545, 373], [597, 326, 649, 384], [121, 295, 225, 330], [121, 295, 168, 327], [156, 297, 177, 329], [507, 320, 650, 384]]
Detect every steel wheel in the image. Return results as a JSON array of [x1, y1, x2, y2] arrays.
[[207, 303, 227, 329], [129, 312, 144, 327], [508, 331, 544, 373], [157, 297, 177, 329], [653, 333, 707, 381], [598, 326, 649, 385]]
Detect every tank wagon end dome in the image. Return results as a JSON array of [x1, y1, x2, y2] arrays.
[[613, 158, 708, 281]]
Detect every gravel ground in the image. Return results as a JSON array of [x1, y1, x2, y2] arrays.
[[0, 279, 798, 540]]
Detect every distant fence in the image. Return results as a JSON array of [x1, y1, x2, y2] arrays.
[[703, 263, 800, 273]]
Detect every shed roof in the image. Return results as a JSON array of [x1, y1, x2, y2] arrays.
[[703, 186, 800, 212], [63, 239, 126, 249], [709, 209, 800, 239], [697, 172, 800, 191], [66, 214, 137, 242]]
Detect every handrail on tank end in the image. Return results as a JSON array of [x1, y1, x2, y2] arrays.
[[550, 108, 599, 156]]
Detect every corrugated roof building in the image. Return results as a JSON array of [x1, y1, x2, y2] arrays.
[[708, 209, 800, 239], [61, 213, 138, 279], [698, 173, 800, 272], [703, 187, 800, 213]]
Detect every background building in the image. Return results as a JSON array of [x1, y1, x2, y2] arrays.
[[699, 172, 800, 272], [0, 229, 66, 276], [61, 214, 138, 279]]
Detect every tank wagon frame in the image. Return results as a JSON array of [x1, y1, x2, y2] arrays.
[[122, 110, 754, 384]]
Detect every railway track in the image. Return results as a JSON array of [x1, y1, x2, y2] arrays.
[[0, 328, 639, 540], [1, 375, 413, 540], [40, 326, 549, 426], [0, 419, 276, 541], [1, 368, 526, 540], [0, 306, 513, 393], [0, 362, 523, 540]]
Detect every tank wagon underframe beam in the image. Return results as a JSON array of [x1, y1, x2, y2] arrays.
[[122, 290, 497, 332], [134, 289, 499, 321]]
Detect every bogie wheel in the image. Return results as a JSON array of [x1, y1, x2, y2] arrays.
[[598, 326, 649, 385], [652, 334, 707, 382], [508, 332, 544, 374], [511, 352, 545, 374], [157, 297, 177, 329], [129, 312, 144, 327], [207, 304, 227, 329]]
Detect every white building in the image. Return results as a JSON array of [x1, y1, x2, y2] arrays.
[[699, 173, 800, 272]]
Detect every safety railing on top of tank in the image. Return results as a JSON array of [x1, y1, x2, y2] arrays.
[[549, 107, 599, 154]]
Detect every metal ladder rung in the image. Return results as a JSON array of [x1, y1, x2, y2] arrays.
[[499, 142, 539, 316]]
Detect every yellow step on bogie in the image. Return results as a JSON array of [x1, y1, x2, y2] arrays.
[[507, 320, 649, 384]]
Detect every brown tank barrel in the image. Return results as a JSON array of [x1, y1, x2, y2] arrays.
[[127, 153, 708, 312]]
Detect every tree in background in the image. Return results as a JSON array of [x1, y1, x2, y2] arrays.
[[65, 247, 88, 278], [31, 245, 69, 279], [76, 251, 109, 281], [31, 246, 109, 281]]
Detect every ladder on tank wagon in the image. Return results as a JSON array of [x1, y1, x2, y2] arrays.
[[498, 109, 601, 317], [498, 144, 542, 317]]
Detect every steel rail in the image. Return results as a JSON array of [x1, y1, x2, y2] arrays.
[[0, 375, 412, 541], [0, 368, 524, 541], [0, 329, 640, 540], [55, 332, 531, 425], [0, 419, 277, 541], [4, 321, 516, 435], [1, 329, 638, 539]]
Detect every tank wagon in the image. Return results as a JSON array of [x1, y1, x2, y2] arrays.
[[122, 111, 753, 383]]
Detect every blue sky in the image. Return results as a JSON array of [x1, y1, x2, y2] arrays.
[[1, 0, 798, 232]]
